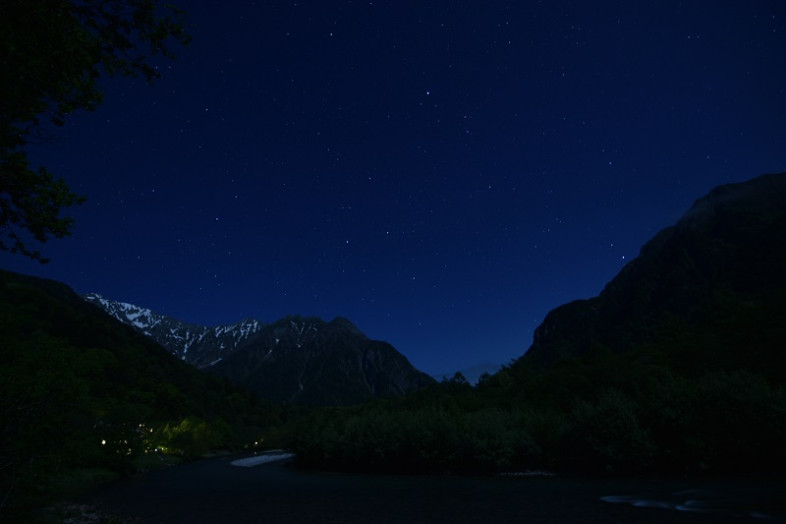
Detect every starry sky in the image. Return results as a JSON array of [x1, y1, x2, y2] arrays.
[[2, 1, 785, 375]]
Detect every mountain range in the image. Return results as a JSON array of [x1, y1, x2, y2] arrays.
[[74, 171, 786, 405], [83, 293, 262, 369], [83, 295, 435, 405], [3, 170, 785, 511], [293, 171, 786, 478], [208, 315, 436, 405], [0, 268, 278, 515]]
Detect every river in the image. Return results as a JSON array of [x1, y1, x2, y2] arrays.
[[72, 455, 786, 523]]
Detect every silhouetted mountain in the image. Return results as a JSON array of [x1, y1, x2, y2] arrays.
[[432, 362, 503, 385], [208, 315, 436, 405], [291, 172, 786, 478], [513, 172, 786, 380], [85, 294, 435, 406], [0, 270, 276, 516], [84, 293, 262, 368]]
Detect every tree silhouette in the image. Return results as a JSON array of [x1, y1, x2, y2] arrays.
[[0, 0, 189, 262]]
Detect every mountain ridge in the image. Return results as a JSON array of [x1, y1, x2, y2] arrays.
[[83, 293, 263, 368], [290, 171, 786, 477], [208, 315, 436, 405], [84, 297, 435, 405], [432, 362, 503, 385], [514, 171, 786, 378], [0, 269, 276, 515]]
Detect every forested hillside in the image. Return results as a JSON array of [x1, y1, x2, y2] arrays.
[[0, 270, 280, 518], [289, 174, 786, 476]]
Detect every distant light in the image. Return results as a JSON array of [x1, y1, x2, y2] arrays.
[[101, 439, 106, 445]]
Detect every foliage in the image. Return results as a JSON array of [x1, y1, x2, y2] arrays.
[[7, 260, 777, 507], [566, 389, 656, 473], [0, 153, 86, 262], [0, 270, 277, 518], [5, 172, 786, 514], [291, 383, 566, 475], [683, 371, 786, 473], [151, 416, 234, 458], [0, 0, 189, 261], [290, 330, 786, 478]]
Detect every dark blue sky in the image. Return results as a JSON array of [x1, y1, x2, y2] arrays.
[[3, 1, 785, 374]]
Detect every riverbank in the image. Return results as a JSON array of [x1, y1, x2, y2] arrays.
[[64, 456, 785, 523]]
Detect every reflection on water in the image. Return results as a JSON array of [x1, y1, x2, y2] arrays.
[[601, 485, 786, 521], [77, 457, 786, 523], [230, 451, 295, 467]]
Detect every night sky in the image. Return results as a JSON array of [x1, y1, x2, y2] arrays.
[[2, 1, 785, 375]]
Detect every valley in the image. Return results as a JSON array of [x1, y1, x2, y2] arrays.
[[3, 172, 786, 521]]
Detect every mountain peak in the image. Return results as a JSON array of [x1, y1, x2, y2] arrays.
[[84, 296, 434, 404], [209, 315, 434, 405], [326, 316, 366, 338], [516, 171, 786, 374], [84, 294, 263, 368]]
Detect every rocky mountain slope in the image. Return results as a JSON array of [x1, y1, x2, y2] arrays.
[[208, 315, 436, 405], [290, 172, 786, 477], [84, 295, 434, 405], [512, 171, 786, 380], [83, 293, 262, 368], [0, 270, 275, 516]]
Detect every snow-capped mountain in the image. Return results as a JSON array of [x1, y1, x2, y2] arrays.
[[83, 293, 263, 368], [84, 295, 435, 404]]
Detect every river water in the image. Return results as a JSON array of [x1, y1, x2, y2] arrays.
[[74, 455, 786, 523]]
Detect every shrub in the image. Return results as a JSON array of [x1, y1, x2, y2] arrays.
[[567, 388, 656, 473]]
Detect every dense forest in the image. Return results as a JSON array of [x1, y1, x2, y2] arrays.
[[2, 1, 785, 520], [0, 270, 284, 517], [3, 174, 786, 520], [287, 173, 786, 477], [288, 341, 785, 477]]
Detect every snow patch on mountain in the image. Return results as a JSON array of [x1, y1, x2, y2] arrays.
[[83, 293, 263, 368]]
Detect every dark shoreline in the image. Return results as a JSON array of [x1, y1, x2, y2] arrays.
[[64, 456, 786, 523]]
